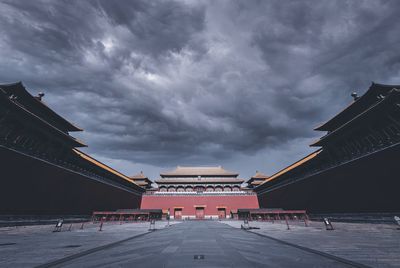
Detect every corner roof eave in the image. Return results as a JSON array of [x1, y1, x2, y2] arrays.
[[314, 82, 400, 131], [310, 88, 400, 147], [0, 81, 83, 132], [0, 89, 86, 147]]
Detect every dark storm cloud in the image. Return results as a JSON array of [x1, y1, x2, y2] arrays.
[[95, 0, 205, 57], [1, 0, 400, 169]]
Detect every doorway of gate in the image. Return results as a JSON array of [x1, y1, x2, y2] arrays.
[[218, 208, 226, 219], [174, 208, 182, 220], [195, 207, 205, 219]]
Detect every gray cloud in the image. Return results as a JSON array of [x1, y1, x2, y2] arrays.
[[1, 0, 400, 176]]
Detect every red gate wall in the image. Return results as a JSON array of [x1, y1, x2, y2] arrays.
[[141, 194, 259, 217]]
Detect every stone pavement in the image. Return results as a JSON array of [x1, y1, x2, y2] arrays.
[[0, 220, 178, 267], [53, 221, 357, 267], [222, 220, 400, 268], [1, 220, 398, 267]]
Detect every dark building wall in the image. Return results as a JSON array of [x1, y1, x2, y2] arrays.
[[257, 143, 400, 213], [0, 147, 142, 215]]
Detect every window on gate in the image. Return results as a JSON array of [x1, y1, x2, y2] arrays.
[[194, 186, 205, 192], [223, 186, 232, 192]]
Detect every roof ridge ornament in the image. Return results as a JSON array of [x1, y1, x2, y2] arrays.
[[351, 92, 359, 101], [37, 92, 45, 101]]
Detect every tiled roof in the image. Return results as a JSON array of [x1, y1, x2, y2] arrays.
[[135, 181, 150, 186], [258, 150, 321, 187], [160, 166, 238, 177], [0, 82, 82, 132], [251, 171, 270, 179], [129, 171, 152, 188], [130, 171, 148, 180], [314, 82, 400, 132], [72, 149, 138, 186], [246, 171, 270, 185]]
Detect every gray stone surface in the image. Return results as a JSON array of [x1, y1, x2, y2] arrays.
[[2, 220, 396, 267], [55, 221, 353, 267], [222, 220, 400, 268], [0, 221, 178, 267]]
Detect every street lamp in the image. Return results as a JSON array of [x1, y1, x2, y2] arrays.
[[167, 208, 170, 227]]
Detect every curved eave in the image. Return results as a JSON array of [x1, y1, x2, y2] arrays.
[[131, 178, 152, 184], [314, 100, 356, 131], [245, 178, 254, 184], [34, 98, 83, 132], [310, 138, 322, 147], [73, 138, 87, 148], [314, 82, 400, 132], [246, 178, 268, 184], [0, 82, 83, 132], [310, 88, 399, 147], [0, 89, 86, 147], [246, 178, 261, 184]]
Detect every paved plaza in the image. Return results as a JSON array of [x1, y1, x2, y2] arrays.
[[223, 220, 400, 268], [48, 220, 355, 268], [0, 221, 178, 267], [0, 220, 399, 267]]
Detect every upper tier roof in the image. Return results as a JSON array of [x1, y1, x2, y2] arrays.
[[311, 87, 400, 147], [246, 171, 270, 185], [130, 171, 149, 180], [251, 171, 270, 179], [129, 171, 152, 186], [314, 83, 400, 132], [0, 82, 82, 132], [160, 166, 239, 177], [0, 87, 86, 147]]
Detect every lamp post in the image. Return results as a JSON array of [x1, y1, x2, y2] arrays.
[[167, 208, 170, 227], [394, 216, 400, 229]]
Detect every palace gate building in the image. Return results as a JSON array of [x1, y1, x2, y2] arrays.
[[0, 82, 144, 215], [141, 166, 259, 219], [254, 83, 400, 213]]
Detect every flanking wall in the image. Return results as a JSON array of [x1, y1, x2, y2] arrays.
[[0, 146, 143, 215]]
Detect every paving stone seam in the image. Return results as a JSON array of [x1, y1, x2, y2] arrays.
[[34, 230, 154, 268], [243, 229, 372, 268]]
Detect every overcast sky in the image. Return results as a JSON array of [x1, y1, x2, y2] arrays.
[[1, 0, 400, 180]]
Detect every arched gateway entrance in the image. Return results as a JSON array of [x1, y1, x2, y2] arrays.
[[218, 207, 226, 219], [174, 208, 183, 220], [195, 206, 205, 219]]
